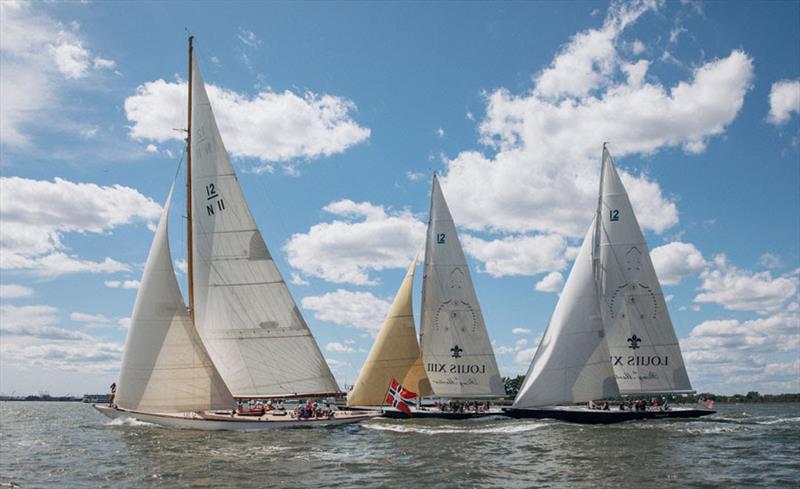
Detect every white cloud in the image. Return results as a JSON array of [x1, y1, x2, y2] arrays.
[[0, 2, 116, 144], [0, 177, 160, 277], [174, 259, 187, 274], [118, 317, 131, 329], [767, 79, 800, 125], [92, 56, 116, 70], [124, 78, 370, 164], [514, 347, 538, 365], [440, 3, 752, 241], [290, 273, 310, 286], [758, 253, 782, 269], [301, 289, 391, 334], [651, 241, 706, 286], [103, 280, 140, 289], [0, 283, 33, 299], [695, 255, 799, 313], [405, 171, 425, 181], [237, 27, 261, 47], [69, 312, 111, 323], [534, 271, 565, 293], [461, 234, 567, 278], [682, 313, 800, 393], [436, 128, 445, 138], [512, 327, 531, 335], [145, 144, 158, 153], [515, 338, 528, 348], [325, 342, 355, 353], [0, 304, 87, 341], [285, 200, 425, 285]]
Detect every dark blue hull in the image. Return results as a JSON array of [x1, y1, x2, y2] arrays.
[[503, 407, 715, 424]]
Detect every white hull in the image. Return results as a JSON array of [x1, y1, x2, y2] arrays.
[[95, 404, 378, 431]]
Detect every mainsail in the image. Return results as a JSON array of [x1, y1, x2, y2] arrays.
[[419, 175, 504, 397], [513, 219, 619, 408], [116, 188, 234, 413], [189, 55, 339, 398], [349, 257, 431, 406], [595, 147, 692, 394]]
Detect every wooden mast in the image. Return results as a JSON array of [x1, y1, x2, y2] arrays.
[[187, 36, 195, 321]]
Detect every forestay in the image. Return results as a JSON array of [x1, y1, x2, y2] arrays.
[[596, 148, 692, 394], [514, 220, 619, 408], [116, 188, 234, 413], [190, 56, 338, 398], [419, 175, 504, 398], [349, 257, 431, 406]]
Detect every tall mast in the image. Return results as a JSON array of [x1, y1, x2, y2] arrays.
[[187, 35, 195, 320]]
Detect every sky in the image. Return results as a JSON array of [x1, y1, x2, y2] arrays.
[[1, 0, 798, 397]]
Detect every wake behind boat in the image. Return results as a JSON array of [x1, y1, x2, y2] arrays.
[[506, 145, 714, 424], [93, 37, 378, 430]]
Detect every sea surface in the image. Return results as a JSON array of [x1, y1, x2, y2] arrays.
[[1, 402, 798, 488]]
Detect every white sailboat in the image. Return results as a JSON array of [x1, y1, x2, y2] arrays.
[[94, 38, 378, 430], [348, 175, 505, 418], [506, 145, 714, 423]]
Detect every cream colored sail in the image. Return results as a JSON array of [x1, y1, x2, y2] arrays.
[[513, 219, 619, 408], [595, 147, 692, 394], [349, 257, 431, 406], [116, 187, 234, 413], [419, 175, 504, 398], [190, 56, 338, 398]]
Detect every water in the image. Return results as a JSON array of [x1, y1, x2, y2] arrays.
[[1, 402, 798, 488]]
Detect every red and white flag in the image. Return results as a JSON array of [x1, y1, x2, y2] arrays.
[[385, 378, 418, 416]]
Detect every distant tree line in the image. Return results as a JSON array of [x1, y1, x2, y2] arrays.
[[500, 376, 800, 403]]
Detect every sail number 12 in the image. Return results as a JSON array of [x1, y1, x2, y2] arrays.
[[436, 233, 446, 244], [205, 183, 226, 216]]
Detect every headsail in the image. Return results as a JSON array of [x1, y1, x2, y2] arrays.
[[189, 55, 339, 398], [349, 256, 431, 406], [116, 187, 234, 413], [513, 219, 619, 408], [419, 175, 504, 398], [596, 147, 692, 394]]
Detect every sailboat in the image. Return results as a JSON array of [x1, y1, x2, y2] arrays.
[[504, 145, 714, 424], [348, 175, 505, 418], [94, 37, 378, 430]]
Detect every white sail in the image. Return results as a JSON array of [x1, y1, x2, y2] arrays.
[[596, 147, 692, 394], [349, 256, 431, 406], [190, 56, 339, 398], [419, 175, 504, 398], [116, 188, 234, 413], [513, 220, 619, 408]]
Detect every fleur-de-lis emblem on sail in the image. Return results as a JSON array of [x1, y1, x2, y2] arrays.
[[450, 345, 463, 358], [627, 335, 642, 350]]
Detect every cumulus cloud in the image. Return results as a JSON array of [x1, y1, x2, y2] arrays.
[[0, 177, 160, 277], [682, 313, 800, 392], [694, 255, 799, 313], [124, 77, 370, 165], [0, 304, 87, 341], [104, 280, 140, 289], [69, 312, 111, 324], [301, 289, 391, 334], [325, 342, 355, 353], [0, 283, 33, 299], [461, 234, 567, 278], [758, 253, 782, 270], [651, 241, 706, 286], [439, 3, 752, 241], [285, 200, 425, 285], [512, 327, 532, 335], [0, 2, 116, 144], [534, 271, 565, 293], [767, 79, 800, 125]]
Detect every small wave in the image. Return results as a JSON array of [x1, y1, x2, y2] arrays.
[[755, 416, 800, 425], [365, 421, 547, 435], [107, 417, 158, 428]]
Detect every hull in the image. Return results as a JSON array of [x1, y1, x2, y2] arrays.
[[94, 404, 378, 431], [503, 406, 715, 424], [349, 405, 507, 420]]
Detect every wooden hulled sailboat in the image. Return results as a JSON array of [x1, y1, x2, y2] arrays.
[[94, 38, 378, 430], [348, 175, 505, 418], [505, 145, 714, 424]]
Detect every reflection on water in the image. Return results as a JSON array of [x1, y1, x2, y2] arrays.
[[1, 402, 798, 488]]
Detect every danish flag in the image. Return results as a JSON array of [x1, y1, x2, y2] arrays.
[[385, 378, 418, 416]]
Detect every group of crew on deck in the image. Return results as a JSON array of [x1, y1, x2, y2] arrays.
[[587, 398, 670, 412], [235, 399, 335, 419], [432, 401, 492, 413]]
